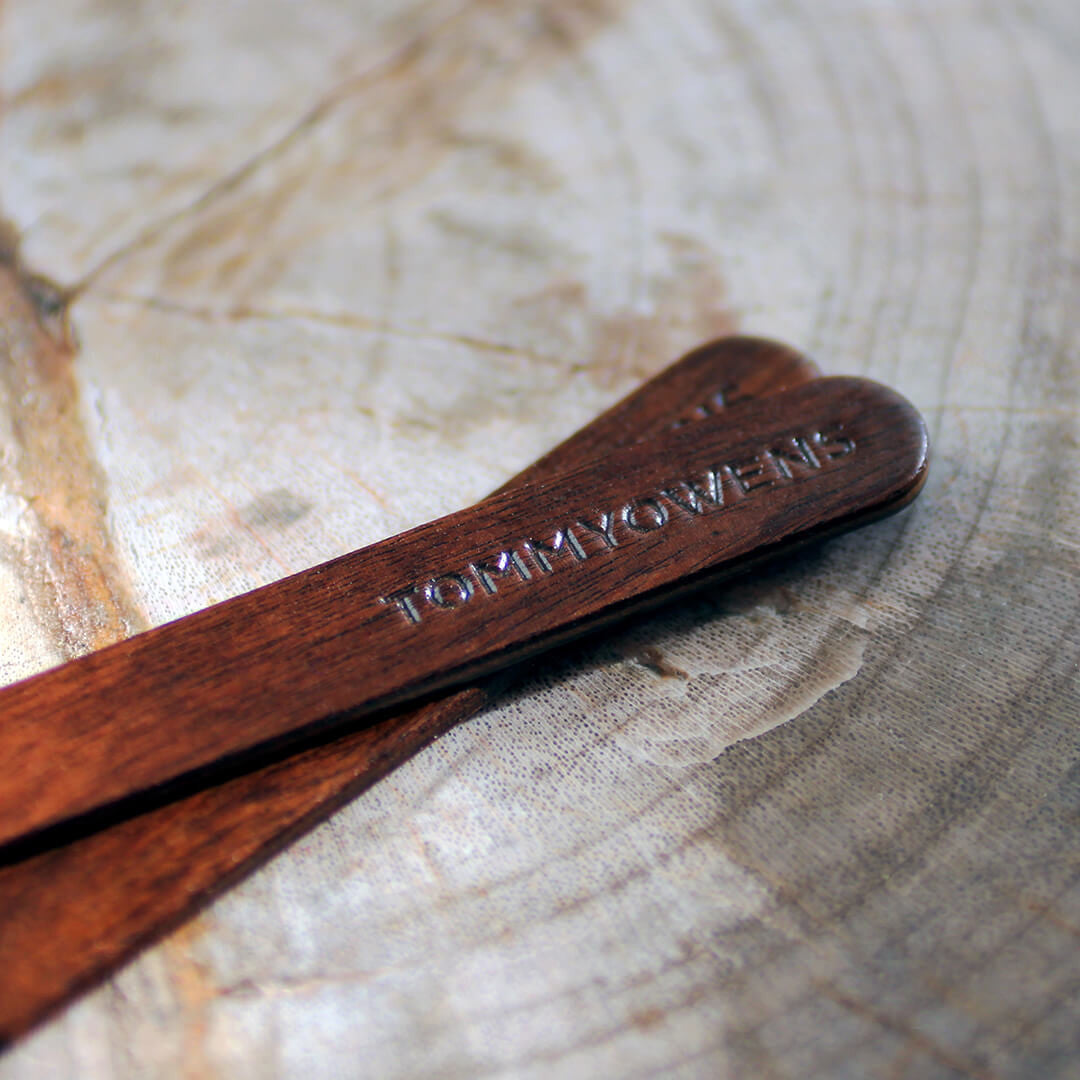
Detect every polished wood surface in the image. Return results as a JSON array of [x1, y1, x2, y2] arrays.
[[4, 367, 923, 853], [0, 336, 818, 1043]]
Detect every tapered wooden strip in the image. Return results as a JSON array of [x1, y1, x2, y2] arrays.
[[0, 336, 816, 1043], [0, 374, 926, 852], [505, 335, 818, 487]]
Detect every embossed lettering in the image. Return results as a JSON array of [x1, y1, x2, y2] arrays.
[[382, 423, 856, 627], [576, 512, 619, 550], [669, 389, 730, 430], [768, 436, 820, 477], [524, 529, 587, 573], [424, 573, 474, 608], [379, 586, 423, 625], [621, 497, 669, 533], [726, 455, 778, 494], [470, 550, 532, 594], [812, 425, 855, 459], [661, 471, 724, 515]]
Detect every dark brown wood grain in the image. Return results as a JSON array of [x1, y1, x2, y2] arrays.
[[0, 367, 927, 854], [0, 335, 820, 1042], [0, 336, 825, 1041]]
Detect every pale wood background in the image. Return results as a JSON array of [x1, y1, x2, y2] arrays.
[[1, 1, 1078, 1077]]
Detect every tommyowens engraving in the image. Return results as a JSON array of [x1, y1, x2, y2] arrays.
[[378, 427, 854, 625]]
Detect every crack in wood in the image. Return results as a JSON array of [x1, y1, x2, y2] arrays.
[[0, 224, 146, 659], [71, 0, 629, 298]]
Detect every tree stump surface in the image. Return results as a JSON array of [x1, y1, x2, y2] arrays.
[[0, 2, 1077, 1077]]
